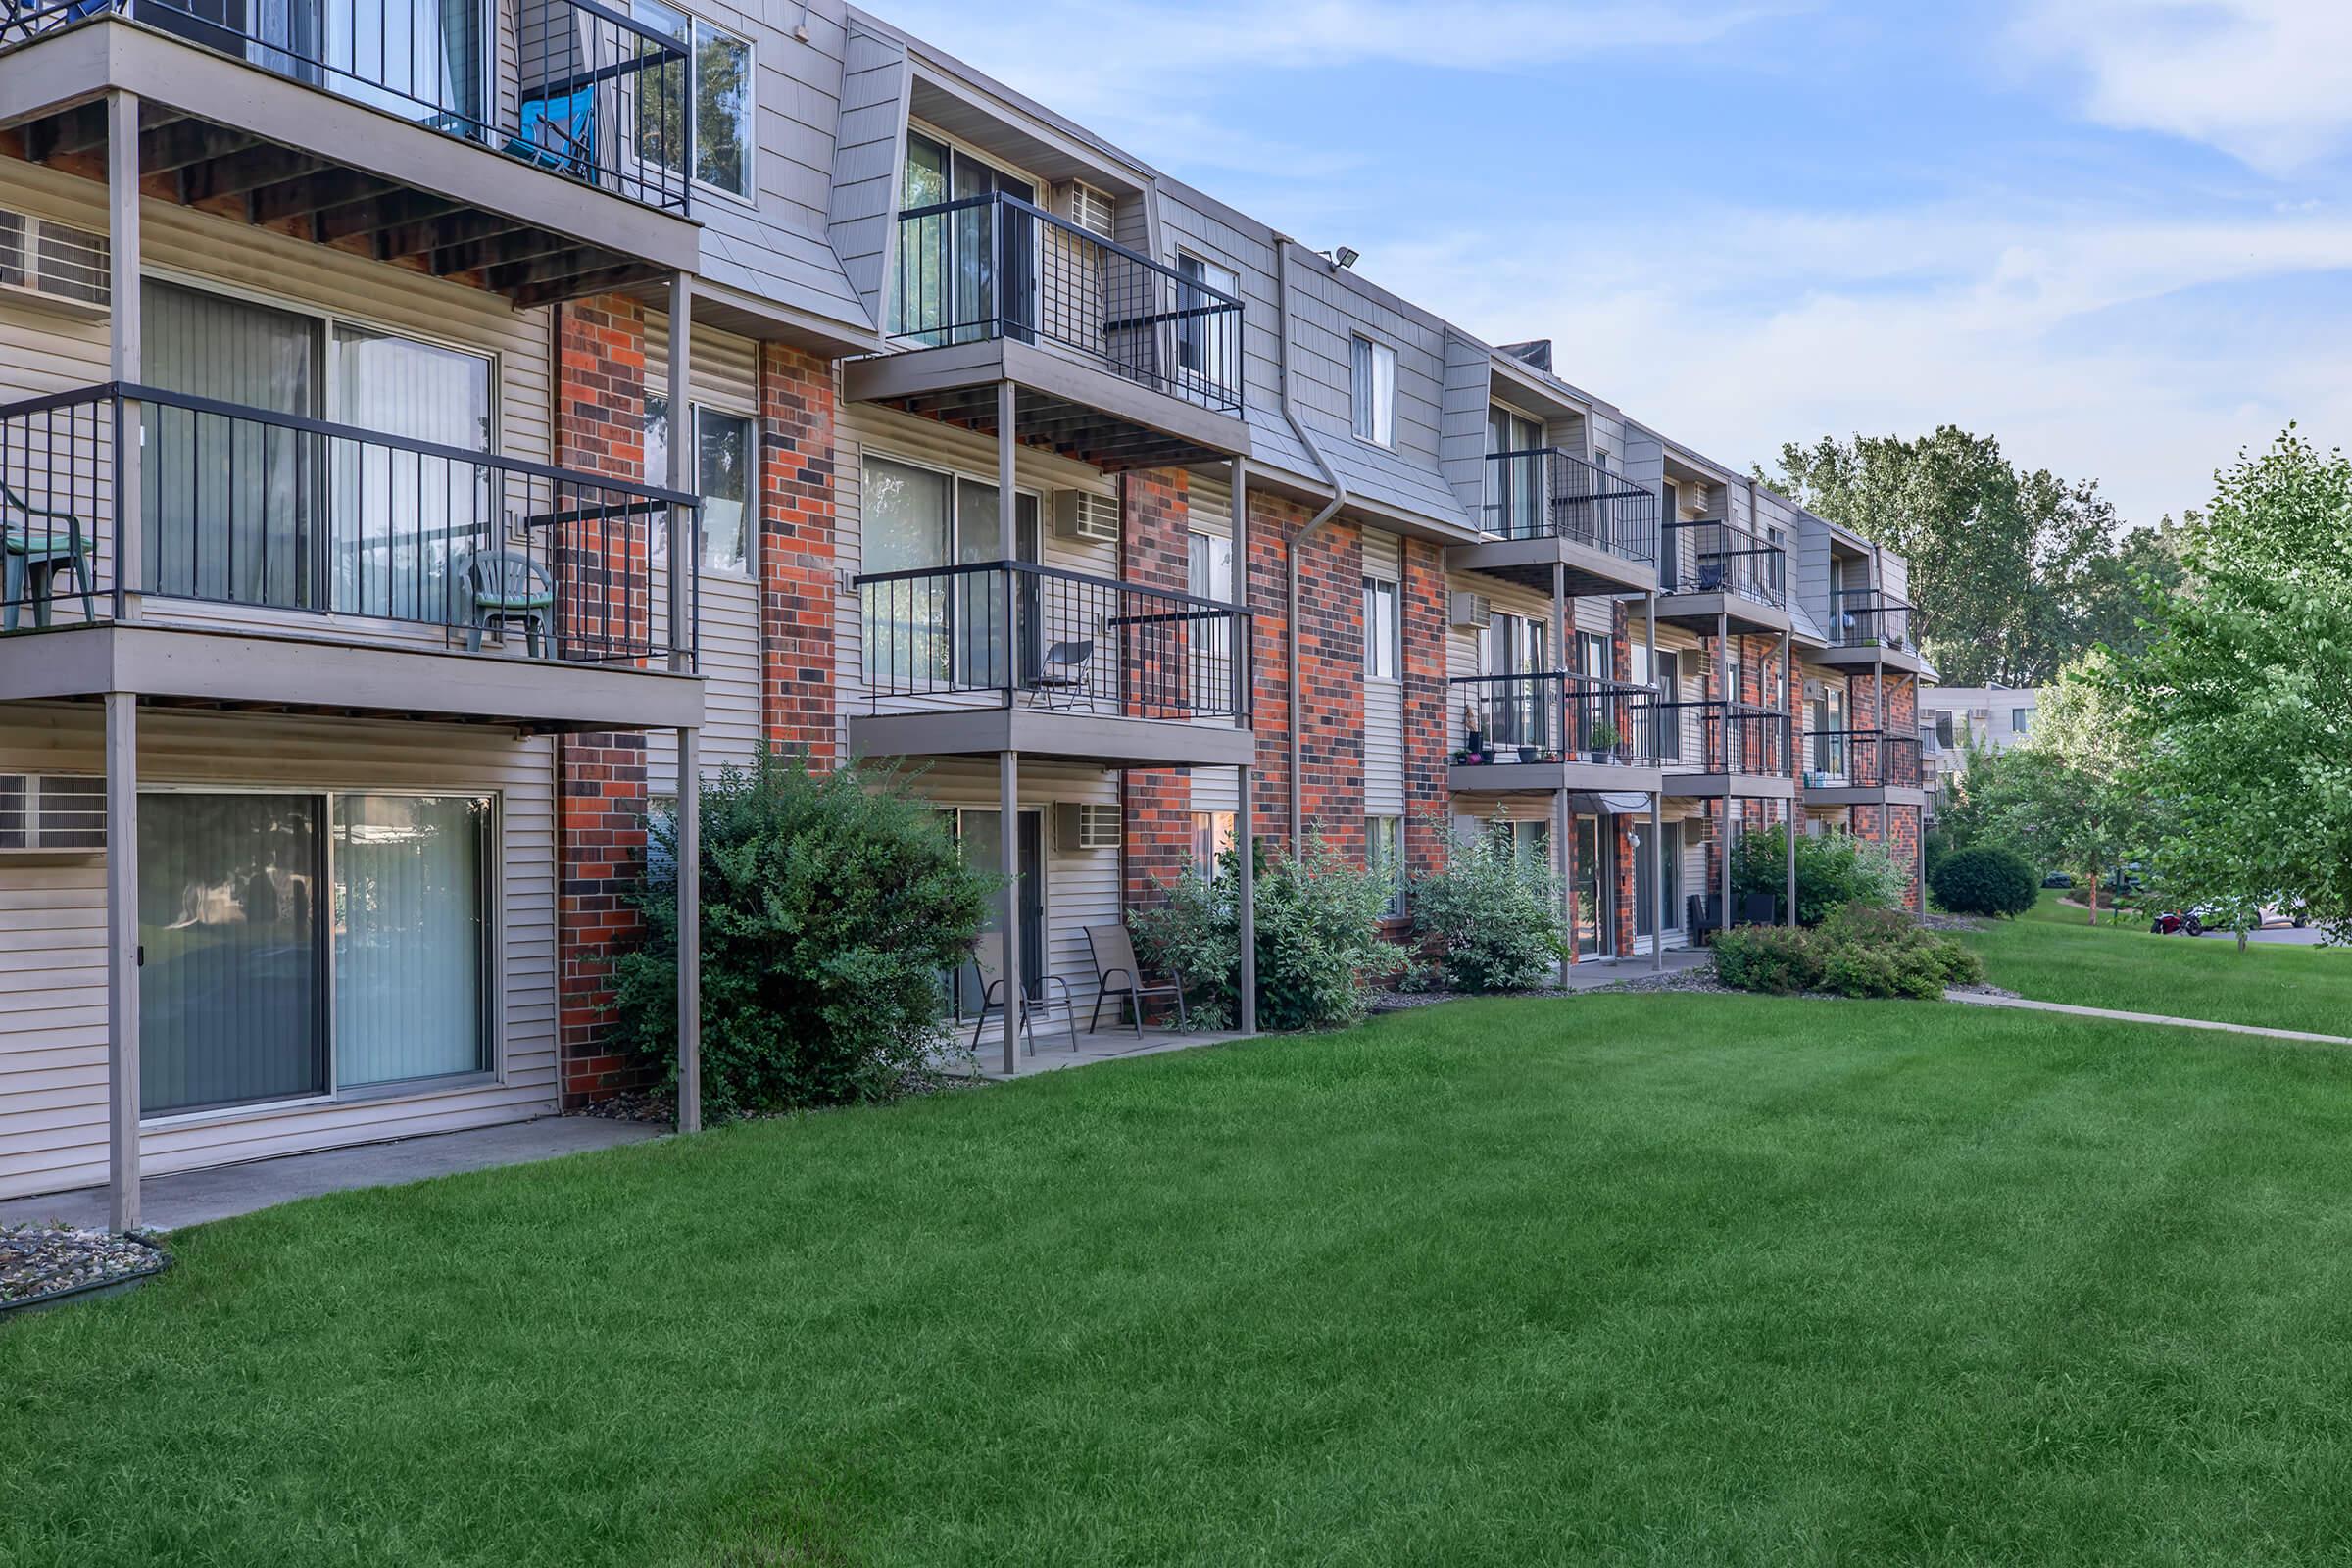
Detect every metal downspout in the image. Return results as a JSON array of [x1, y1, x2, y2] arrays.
[[1275, 238, 1349, 858]]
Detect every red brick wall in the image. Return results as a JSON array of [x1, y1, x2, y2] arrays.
[[555, 296, 653, 1105], [759, 344, 838, 766], [1401, 536, 1448, 877], [1121, 468, 1196, 907], [1246, 492, 1364, 863], [1614, 817, 1638, 956]]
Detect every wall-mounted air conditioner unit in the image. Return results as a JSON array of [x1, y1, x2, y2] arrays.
[[1066, 182, 1116, 239], [0, 209, 109, 318], [1054, 490, 1121, 544], [1447, 591, 1492, 630], [0, 773, 106, 854], [1056, 801, 1120, 852]]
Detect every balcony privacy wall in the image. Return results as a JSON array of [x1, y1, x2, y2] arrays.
[[0, 707, 557, 1200]]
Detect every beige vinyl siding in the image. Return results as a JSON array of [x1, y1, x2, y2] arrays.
[[1361, 528, 1404, 816], [0, 706, 557, 1201], [646, 315, 762, 793], [0, 162, 556, 653]]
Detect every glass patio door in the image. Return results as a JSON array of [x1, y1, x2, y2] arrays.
[[1483, 613, 1548, 750], [1574, 815, 1604, 958], [1636, 820, 1683, 941], [1484, 407, 1543, 537], [320, 0, 487, 128], [330, 323, 494, 624], [953, 477, 1039, 691], [955, 809, 1043, 1016]]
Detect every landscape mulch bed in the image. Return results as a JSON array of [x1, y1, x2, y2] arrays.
[[1, 1224, 172, 1315]]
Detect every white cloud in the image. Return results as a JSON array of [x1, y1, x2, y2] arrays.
[[2013, 1, 2352, 176], [1365, 203, 2352, 524]]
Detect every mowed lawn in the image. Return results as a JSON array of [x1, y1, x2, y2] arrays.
[[1957, 891, 2352, 1034], [13, 996, 2352, 1565]]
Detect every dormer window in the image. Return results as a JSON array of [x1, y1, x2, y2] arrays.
[[1350, 334, 1396, 447]]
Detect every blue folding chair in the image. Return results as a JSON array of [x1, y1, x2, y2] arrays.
[[508, 84, 596, 177]]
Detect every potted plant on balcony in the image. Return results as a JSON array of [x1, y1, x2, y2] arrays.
[[1516, 742, 1542, 764], [1588, 719, 1621, 764]]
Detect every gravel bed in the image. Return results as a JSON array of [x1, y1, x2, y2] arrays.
[[1946, 981, 2025, 1001], [1919, 911, 1987, 933], [2, 1223, 171, 1310]]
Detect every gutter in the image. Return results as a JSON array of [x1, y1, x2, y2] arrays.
[[1273, 239, 1349, 859]]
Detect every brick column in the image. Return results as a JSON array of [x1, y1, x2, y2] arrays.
[[1614, 817, 1638, 956], [555, 295, 652, 1106], [1401, 536, 1448, 878], [758, 344, 839, 766], [1121, 468, 1194, 908]]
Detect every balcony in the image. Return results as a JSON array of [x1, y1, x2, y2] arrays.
[[1448, 672, 1661, 794], [1799, 728, 1925, 806], [1655, 519, 1790, 635], [0, 382, 701, 729], [846, 192, 1250, 472], [1658, 700, 1794, 799], [850, 560, 1253, 769], [1448, 449, 1658, 595], [0, 0, 698, 304], [1816, 590, 1922, 672]]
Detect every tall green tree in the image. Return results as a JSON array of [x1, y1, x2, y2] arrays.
[[1982, 656, 2161, 926], [1765, 427, 2157, 685], [2106, 429, 2352, 947]]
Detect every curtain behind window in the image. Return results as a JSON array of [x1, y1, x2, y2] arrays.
[[333, 794, 489, 1088], [331, 323, 492, 623]]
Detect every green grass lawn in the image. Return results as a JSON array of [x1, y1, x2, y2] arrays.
[[12, 996, 2352, 1565], [1956, 890, 2352, 1034]]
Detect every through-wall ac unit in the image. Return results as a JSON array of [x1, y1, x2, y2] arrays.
[[1448, 591, 1492, 630], [0, 773, 106, 853], [1057, 801, 1120, 852], [0, 208, 109, 317], [1065, 182, 1116, 239], [1054, 489, 1121, 544]]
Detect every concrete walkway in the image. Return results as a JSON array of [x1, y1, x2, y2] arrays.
[[1944, 990, 2352, 1048], [944, 1024, 1258, 1081], [0, 1116, 664, 1232]]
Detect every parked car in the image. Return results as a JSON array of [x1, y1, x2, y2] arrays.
[[2041, 872, 2074, 889], [2150, 910, 2204, 937]]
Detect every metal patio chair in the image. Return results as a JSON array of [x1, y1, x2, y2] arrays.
[[1, 480, 96, 631], [1028, 638, 1097, 710], [967, 930, 1078, 1055], [1084, 923, 1187, 1037]]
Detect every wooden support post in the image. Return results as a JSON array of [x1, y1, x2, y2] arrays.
[[106, 692, 139, 1232], [1237, 763, 1256, 1034], [676, 725, 701, 1135], [1000, 748, 1021, 1076], [108, 91, 142, 622]]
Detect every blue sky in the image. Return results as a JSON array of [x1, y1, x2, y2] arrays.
[[877, 0, 2352, 529]]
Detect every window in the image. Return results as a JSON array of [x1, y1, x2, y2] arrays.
[[894, 129, 1037, 343], [859, 452, 1040, 689], [1369, 815, 1406, 916], [1361, 575, 1400, 680], [1350, 334, 1396, 446], [138, 791, 493, 1116], [1935, 710, 1956, 749], [645, 400, 757, 575], [1190, 528, 1236, 662], [1176, 253, 1239, 390], [1192, 809, 1237, 879], [635, 0, 752, 198], [1579, 631, 1611, 681], [2011, 707, 2030, 735], [1485, 406, 1543, 536]]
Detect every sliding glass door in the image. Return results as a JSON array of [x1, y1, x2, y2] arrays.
[[330, 323, 494, 623], [139, 790, 493, 1116]]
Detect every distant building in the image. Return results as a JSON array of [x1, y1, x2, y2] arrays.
[[1919, 687, 2044, 810]]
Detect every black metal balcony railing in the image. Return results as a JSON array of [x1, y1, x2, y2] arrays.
[[1829, 589, 1915, 651], [1656, 700, 1791, 777], [1481, 449, 1658, 565], [855, 560, 1247, 721], [2, 0, 692, 214], [1660, 519, 1786, 608], [890, 193, 1246, 415], [1452, 672, 1657, 765], [1803, 728, 1923, 789], [0, 382, 698, 666]]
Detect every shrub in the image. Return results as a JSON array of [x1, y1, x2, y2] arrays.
[[1409, 818, 1569, 992], [1930, 844, 2039, 918], [1712, 924, 1824, 995], [1731, 824, 1907, 926], [614, 753, 996, 1119], [1133, 830, 1395, 1032], [1713, 901, 1983, 1001]]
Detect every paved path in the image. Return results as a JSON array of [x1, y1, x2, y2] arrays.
[[1944, 989, 2352, 1048], [0, 1116, 663, 1232]]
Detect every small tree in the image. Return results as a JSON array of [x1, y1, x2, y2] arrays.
[[1729, 823, 1906, 927], [614, 753, 996, 1119], [1930, 844, 2038, 918], [1410, 815, 1568, 992], [1977, 655, 2157, 926], [1133, 830, 1395, 1032]]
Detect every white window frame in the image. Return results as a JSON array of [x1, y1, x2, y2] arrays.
[[1190, 809, 1236, 880], [136, 783, 504, 1129], [647, 398, 758, 578], [1350, 333, 1396, 447], [1361, 573, 1400, 681], [634, 0, 756, 204], [1369, 814, 1405, 916], [1175, 250, 1240, 390]]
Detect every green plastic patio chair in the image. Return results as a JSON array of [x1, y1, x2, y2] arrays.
[[464, 549, 556, 657], [1, 480, 97, 631]]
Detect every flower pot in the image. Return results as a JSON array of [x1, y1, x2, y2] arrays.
[[1516, 745, 1540, 764], [1589, 749, 1608, 765]]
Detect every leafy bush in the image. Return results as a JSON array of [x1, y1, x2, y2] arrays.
[[1930, 844, 2039, 918], [1713, 901, 1984, 1001], [614, 753, 996, 1119], [1409, 819, 1569, 992], [1712, 924, 1824, 995], [1133, 831, 1396, 1032], [1731, 824, 1909, 926]]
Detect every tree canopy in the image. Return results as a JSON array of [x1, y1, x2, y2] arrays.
[[1764, 426, 2180, 686]]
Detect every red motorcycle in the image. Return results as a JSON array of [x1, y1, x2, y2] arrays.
[[2150, 910, 2204, 937]]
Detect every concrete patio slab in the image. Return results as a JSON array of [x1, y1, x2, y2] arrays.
[[939, 1024, 1259, 1081], [0, 1116, 664, 1233]]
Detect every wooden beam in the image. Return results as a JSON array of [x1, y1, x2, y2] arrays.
[[175, 143, 328, 204], [430, 225, 576, 276], [312, 188, 468, 244], [506, 259, 655, 308], [139, 116, 265, 176], [249, 171, 399, 226]]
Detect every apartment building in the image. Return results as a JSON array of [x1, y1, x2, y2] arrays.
[[0, 0, 1933, 1215]]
